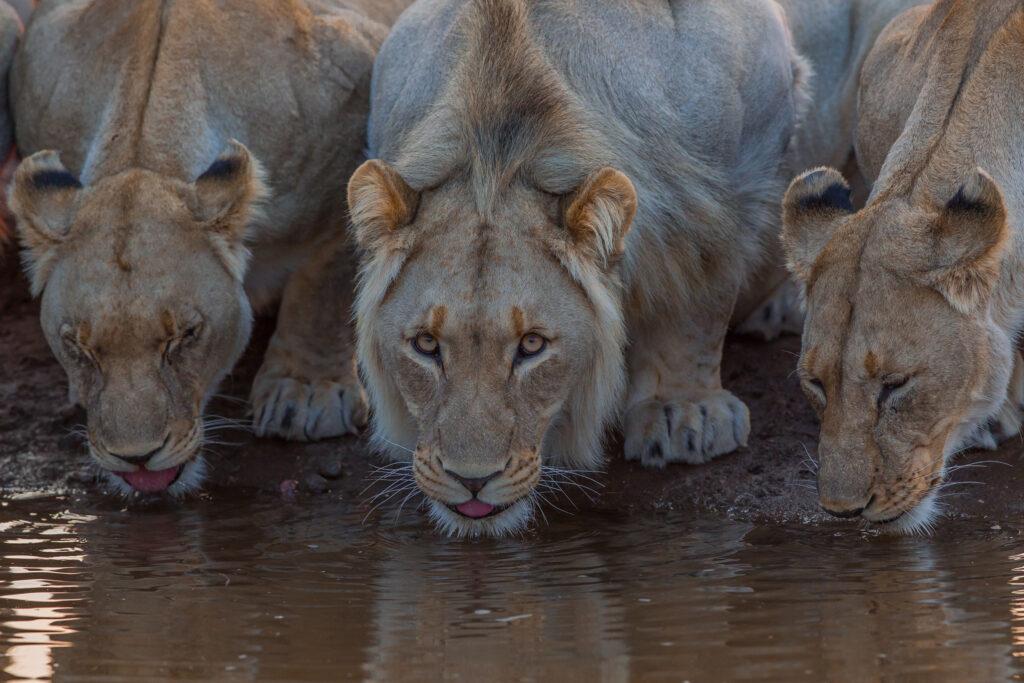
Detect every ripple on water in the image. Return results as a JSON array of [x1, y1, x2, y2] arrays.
[[0, 495, 1021, 680]]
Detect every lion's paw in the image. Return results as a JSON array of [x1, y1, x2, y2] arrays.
[[736, 280, 803, 341], [623, 390, 750, 467], [962, 403, 1023, 452], [251, 372, 367, 442]]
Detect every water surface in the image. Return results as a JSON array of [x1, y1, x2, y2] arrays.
[[1, 495, 1022, 681]]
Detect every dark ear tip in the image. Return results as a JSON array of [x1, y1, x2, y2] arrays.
[[946, 186, 980, 213], [799, 182, 853, 213], [790, 168, 853, 214], [197, 156, 242, 182], [30, 169, 82, 190]]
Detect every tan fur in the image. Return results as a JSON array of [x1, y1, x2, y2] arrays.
[[782, 0, 1024, 533], [10, 0, 408, 492]]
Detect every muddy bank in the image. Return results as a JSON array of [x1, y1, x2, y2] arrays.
[[1, 265, 1021, 533]]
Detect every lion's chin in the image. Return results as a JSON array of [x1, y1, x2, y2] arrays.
[[867, 490, 942, 536], [427, 497, 534, 538], [102, 457, 207, 499]]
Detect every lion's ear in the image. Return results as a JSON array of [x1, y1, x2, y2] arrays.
[[781, 167, 853, 282], [917, 169, 1008, 315], [347, 160, 420, 253], [192, 140, 267, 280], [9, 151, 84, 296], [563, 167, 637, 269]]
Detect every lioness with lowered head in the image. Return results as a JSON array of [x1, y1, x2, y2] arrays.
[[782, 0, 1024, 533], [349, 0, 809, 536], [10, 0, 407, 495]]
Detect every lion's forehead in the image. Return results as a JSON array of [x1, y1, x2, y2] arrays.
[[393, 234, 591, 330]]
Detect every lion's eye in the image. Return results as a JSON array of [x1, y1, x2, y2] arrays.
[[413, 333, 440, 357], [803, 377, 826, 403], [62, 335, 88, 363], [878, 376, 909, 410], [163, 323, 203, 365], [517, 333, 547, 359]]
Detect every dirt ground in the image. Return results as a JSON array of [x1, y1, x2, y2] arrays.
[[2, 244, 1021, 533]]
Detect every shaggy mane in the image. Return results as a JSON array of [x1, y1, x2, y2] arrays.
[[395, 0, 606, 217]]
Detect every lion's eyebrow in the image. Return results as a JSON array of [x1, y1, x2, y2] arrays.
[[511, 306, 525, 337], [429, 305, 447, 336], [863, 350, 880, 378], [160, 310, 178, 336]]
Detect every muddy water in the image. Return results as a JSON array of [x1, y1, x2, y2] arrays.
[[0, 495, 1022, 682]]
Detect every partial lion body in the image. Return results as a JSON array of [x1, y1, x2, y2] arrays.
[[734, 0, 928, 335], [372, 0, 801, 321], [14, 0, 404, 306], [7, 0, 410, 491], [780, 0, 1024, 532], [352, 0, 808, 533]]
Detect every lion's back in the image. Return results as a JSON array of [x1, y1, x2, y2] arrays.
[[858, 0, 1024, 201], [16, 0, 380, 188], [371, 0, 797, 172]]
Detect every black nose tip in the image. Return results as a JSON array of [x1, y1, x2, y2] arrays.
[[824, 505, 865, 519], [109, 437, 168, 465], [823, 507, 864, 518], [445, 469, 502, 494], [822, 494, 873, 519]]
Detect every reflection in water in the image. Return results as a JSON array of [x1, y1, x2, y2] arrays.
[[0, 497, 1021, 680], [1012, 551, 1024, 661]]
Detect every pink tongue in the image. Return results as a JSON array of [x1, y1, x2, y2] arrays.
[[456, 500, 495, 519], [119, 466, 181, 493]]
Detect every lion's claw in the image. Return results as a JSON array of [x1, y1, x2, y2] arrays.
[[251, 375, 366, 441], [624, 391, 750, 467]]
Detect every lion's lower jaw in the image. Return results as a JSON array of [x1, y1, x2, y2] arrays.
[[872, 490, 942, 536], [426, 498, 535, 539], [100, 457, 208, 499]]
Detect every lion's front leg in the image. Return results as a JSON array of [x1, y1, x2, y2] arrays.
[[251, 236, 367, 441], [623, 292, 750, 468]]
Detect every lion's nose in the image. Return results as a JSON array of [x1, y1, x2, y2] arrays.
[[820, 494, 873, 519], [445, 468, 503, 495], [108, 436, 169, 465]]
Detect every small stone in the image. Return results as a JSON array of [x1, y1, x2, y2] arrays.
[[303, 472, 330, 494], [279, 479, 299, 501], [316, 457, 343, 479]]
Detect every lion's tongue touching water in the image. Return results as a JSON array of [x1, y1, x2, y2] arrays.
[[118, 466, 182, 493]]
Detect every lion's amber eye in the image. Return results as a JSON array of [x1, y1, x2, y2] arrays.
[[413, 333, 440, 357], [518, 333, 547, 358]]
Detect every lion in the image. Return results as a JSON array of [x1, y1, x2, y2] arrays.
[[9, 0, 408, 495], [348, 0, 809, 536], [781, 0, 1024, 533]]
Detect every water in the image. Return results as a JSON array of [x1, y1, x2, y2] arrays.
[[0, 495, 1022, 681]]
